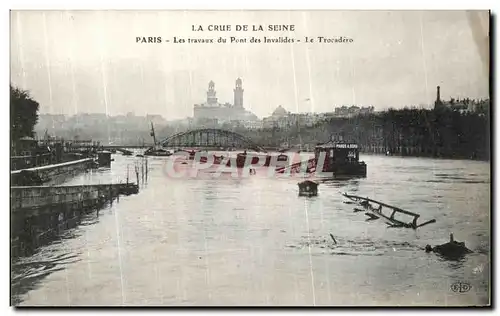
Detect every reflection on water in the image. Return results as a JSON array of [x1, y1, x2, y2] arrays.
[[11, 252, 81, 306], [10, 198, 111, 304], [11, 153, 490, 306], [11, 200, 109, 258]]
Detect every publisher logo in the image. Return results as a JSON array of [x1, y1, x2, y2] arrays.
[[451, 282, 471, 293]]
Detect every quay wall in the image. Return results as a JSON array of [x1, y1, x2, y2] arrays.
[[11, 183, 128, 212], [11, 183, 138, 258], [10, 158, 93, 183]]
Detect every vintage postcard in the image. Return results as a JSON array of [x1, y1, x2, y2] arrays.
[[10, 10, 490, 306]]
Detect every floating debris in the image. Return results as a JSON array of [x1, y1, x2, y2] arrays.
[[365, 212, 380, 221], [329, 233, 337, 245], [298, 180, 319, 197], [342, 192, 436, 229], [426, 233, 473, 259]]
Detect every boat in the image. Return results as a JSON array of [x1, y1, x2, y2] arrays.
[[237, 151, 288, 168], [199, 153, 225, 164], [314, 137, 367, 177], [144, 147, 172, 156], [178, 149, 225, 163], [97, 150, 112, 167], [206, 151, 288, 169], [116, 148, 133, 156], [119, 183, 139, 195], [144, 122, 172, 157], [342, 193, 436, 229], [274, 136, 367, 177], [181, 150, 289, 169]]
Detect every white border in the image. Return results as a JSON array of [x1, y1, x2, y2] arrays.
[[2, 1, 498, 315], [3, 0, 500, 10]]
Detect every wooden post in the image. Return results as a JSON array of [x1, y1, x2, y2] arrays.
[[109, 184, 113, 205], [135, 164, 139, 186], [390, 210, 396, 219], [141, 159, 144, 184]]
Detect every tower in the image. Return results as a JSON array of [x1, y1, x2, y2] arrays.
[[207, 80, 218, 105], [233, 78, 244, 108]]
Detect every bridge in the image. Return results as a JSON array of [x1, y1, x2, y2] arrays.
[[158, 129, 267, 152]]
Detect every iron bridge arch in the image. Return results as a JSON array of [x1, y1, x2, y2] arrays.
[[159, 129, 266, 152]]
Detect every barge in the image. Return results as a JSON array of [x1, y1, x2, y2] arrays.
[[144, 122, 172, 157]]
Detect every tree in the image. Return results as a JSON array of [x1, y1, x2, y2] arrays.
[[10, 85, 39, 142]]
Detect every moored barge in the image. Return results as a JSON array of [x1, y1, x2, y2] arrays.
[[144, 122, 172, 157]]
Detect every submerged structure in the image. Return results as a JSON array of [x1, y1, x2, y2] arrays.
[[425, 233, 473, 259], [342, 193, 437, 229]]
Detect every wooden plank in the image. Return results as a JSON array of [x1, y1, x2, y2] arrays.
[[342, 192, 437, 229], [342, 193, 419, 217]]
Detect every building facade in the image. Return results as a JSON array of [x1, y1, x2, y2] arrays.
[[434, 85, 489, 114], [333, 105, 375, 117], [193, 79, 259, 124], [262, 105, 324, 129]]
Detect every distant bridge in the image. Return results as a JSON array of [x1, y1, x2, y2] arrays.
[[158, 128, 267, 152], [102, 145, 150, 149]]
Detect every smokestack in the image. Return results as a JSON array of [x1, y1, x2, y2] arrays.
[[436, 86, 441, 102]]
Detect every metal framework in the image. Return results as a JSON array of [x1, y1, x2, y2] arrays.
[[159, 129, 266, 152]]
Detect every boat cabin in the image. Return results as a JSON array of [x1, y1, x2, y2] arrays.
[[97, 150, 112, 167], [315, 141, 360, 164], [314, 141, 366, 176]]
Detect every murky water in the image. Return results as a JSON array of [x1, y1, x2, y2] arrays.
[[11, 152, 490, 306]]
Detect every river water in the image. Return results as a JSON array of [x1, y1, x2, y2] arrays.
[[11, 152, 490, 306]]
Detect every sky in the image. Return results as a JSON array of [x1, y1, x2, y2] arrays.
[[10, 10, 489, 120]]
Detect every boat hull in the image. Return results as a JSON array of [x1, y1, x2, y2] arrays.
[[323, 162, 367, 177], [144, 152, 172, 157], [144, 147, 172, 156]]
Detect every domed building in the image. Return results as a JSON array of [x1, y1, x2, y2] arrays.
[[263, 105, 292, 129], [272, 105, 288, 117]]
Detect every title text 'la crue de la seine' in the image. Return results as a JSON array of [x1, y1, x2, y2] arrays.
[[135, 24, 354, 44]]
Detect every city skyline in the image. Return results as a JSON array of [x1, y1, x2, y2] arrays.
[[11, 10, 489, 120]]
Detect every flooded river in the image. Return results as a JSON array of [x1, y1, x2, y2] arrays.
[[11, 152, 490, 306]]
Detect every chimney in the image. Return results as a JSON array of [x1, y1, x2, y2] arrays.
[[436, 86, 441, 103]]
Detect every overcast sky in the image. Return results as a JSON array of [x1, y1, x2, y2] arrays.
[[10, 10, 489, 119]]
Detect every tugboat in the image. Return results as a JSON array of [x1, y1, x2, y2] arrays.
[[144, 122, 172, 157], [314, 135, 367, 177]]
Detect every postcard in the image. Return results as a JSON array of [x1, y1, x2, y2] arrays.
[[10, 10, 490, 306]]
